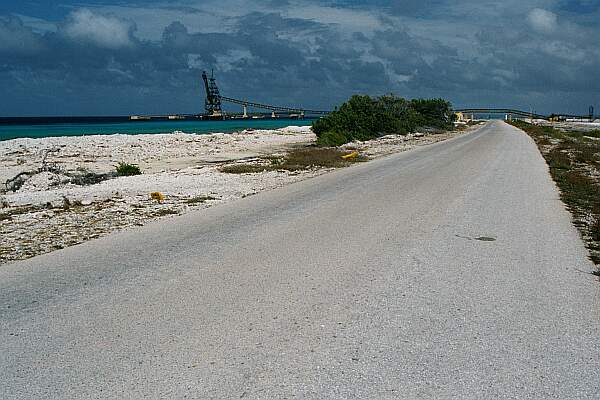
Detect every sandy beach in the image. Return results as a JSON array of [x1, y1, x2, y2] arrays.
[[1, 125, 469, 263]]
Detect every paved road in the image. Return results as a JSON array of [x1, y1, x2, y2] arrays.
[[1, 121, 599, 399]]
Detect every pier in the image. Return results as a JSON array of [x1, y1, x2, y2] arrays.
[[130, 70, 330, 121]]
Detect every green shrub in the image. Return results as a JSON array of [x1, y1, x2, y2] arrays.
[[116, 162, 141, 176], [312, 94, 454, 146], [316, 131, 352, 147], [410, 98, 457, 129]]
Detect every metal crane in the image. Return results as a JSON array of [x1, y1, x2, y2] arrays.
[[202, 70, 223, 117], [201, 70, 329, 117]]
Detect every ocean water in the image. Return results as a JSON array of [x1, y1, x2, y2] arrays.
[[0, 118, 314, 141]]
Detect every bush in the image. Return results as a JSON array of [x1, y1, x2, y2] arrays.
[[116, 162, 141, 176], [410, 98, 456, 129], [315, 131, 352, 147], [312, 94, 454, 146]]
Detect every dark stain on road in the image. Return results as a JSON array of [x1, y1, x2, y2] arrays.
[[455, 234, 497, 242], [475, 236, 496, 242]]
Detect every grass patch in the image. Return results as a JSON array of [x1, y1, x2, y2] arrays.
[[185, 195, 218, 204], [220, 164, 272, 174], [279, 148, 364, 170], [0, 205, 38, 221], [154, 208, 179, 217], [220, 147, 366, 174], [512, 120, 600, 271], [116, 162, 142, 176]]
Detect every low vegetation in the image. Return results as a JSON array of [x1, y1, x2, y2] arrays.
[[0, 204, 44, 222], [61, 196, 83, 210], [4, 165, 113, 194], [4, 148, 63, 192], [220, 164, 270, 174], [312, 95, 455, 146], [185, 195, 218, 204], [220, 147, 365, 174], [512, 121, 600, 271], [153, 209, 179, 217], [69, 168, 113, 186], [116, 162, 142, 176]]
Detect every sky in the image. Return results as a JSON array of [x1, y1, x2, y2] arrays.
[[0, 0, 599, 116]]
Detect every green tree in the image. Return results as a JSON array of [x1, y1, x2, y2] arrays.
[[313, 94, 454, 146]]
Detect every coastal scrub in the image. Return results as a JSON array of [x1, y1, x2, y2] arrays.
[[312, 95, 455, 146], [512, 120, 600, 270], [116, 162, 142, 176]]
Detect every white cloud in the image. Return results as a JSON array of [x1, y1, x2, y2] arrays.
[[527, 8, 558, 33], [91, 2, 259, 40], [3, 0, 600, 115], [284, 5, 382, 34], [62, 9, 135, 48]]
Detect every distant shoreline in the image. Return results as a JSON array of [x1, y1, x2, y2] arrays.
[[0, 115, 319, 126], [0, 118, 315, 141], [0, 116, 133, 125]]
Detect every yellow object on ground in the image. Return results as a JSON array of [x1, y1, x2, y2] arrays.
[[150, 192, 165, 202], [341, 151, 359, 160]]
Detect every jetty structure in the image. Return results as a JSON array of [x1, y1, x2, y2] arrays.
[[129, 70, 330, 121]]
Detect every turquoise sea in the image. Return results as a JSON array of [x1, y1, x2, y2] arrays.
[[0, 118, 314, 141]]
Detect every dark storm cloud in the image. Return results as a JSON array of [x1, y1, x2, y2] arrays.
[[1, 1, 599, 116], [0, 8, 396, 115]]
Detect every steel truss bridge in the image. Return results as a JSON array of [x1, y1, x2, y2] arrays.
[[455, 108, 547, 119], [455, 108, 597, 121], [202, 70, 328, 117], [220, 96, 329, 116]]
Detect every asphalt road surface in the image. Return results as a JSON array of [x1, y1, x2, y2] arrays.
[[1, 121, 599, 399]]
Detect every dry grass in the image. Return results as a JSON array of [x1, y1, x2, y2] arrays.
[[153, 209, 179, 217], [512, 120, 600, 271], [220, 164, 272, 174], [185, 195, 218, 204], [220, 147, 367, 174], [0, 205, 38, 222]]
